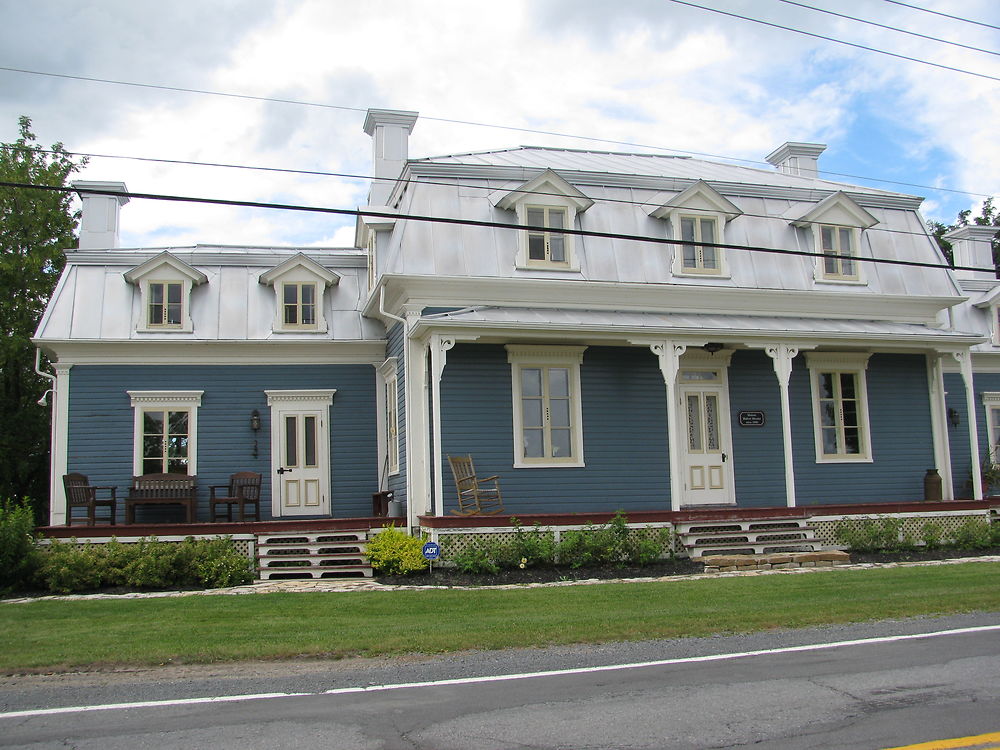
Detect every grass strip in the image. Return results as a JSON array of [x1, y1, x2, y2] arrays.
[[2, 562, 999, 671]]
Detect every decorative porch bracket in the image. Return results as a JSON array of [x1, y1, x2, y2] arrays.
[[764, 344, 799, 508], [951, 349, 982, 500], [645, 341, 686, 512], [430, 333, 479, 517]]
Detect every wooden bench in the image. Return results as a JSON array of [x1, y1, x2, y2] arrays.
[[126, 473, 197, 524]]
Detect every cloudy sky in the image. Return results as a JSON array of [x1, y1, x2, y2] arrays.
[[1, 0, 997, 249]]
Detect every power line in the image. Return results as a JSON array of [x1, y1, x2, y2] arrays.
[[8, 145, 983, 243], [2, 67, 996, 198], [879, 0, 1000, 32], [665, 0, 1000, 82], [775, 0, 1000, 57], [2, 180, 991, 275]]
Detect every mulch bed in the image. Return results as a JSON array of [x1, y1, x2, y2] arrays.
[[376, 547, 1000, 587]]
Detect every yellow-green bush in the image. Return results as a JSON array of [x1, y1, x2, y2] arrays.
[[366, 524, 428, 575]]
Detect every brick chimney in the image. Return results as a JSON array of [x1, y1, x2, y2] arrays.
[[72, 181, 130, 250], [363, 109, 418, 206], [765, 142, 827, 178]]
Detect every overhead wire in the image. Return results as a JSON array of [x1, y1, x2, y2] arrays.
[[664, 0, 1000, 82], [1, 180, 992, 275], [774, 0, 1000, 57], [6, 144, 986, 243], [878, 0, 1000, 32]]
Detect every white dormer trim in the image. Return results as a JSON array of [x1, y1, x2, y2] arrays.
[[124, 252, 207, 333], [789, 192, 878, 285], [492, 169, 593, 272], [259, 253, 340, 334], [649, 181, 741, 279]]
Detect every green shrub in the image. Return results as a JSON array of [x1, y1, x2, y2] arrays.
[[0, 499, 39, 592], [451, 539, 501, 574], [366, 525, 428, 576], [505, 518, 556, 568], [834, 518, 906, 552], [623, 527, 674, 565], [952, 518, 993, 550], [920, 521, 945, 551]]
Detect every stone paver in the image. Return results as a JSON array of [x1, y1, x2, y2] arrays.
[[4, 555, 999, 604]]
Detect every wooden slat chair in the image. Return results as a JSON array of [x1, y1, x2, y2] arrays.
[[209, 472, 262, 522], [62, 473, 117, 526], [447, 455, 504, 516]]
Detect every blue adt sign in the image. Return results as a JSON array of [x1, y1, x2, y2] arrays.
[[422, 542, 441, 560]]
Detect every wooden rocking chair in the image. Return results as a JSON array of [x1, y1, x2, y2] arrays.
[[62, 473, 117, 526], [447, 455, 504, 516]]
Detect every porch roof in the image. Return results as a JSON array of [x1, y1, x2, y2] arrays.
[[419, 306, 986, 348]]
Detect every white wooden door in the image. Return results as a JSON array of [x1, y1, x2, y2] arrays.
[[679, 374, 734, 506], [267, 392, 334, 517]]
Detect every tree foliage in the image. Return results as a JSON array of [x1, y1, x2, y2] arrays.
[[929, 197, 1000, 271], [0, 117, 86, 520]]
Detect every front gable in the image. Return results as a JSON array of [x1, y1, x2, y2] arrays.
[[123, 252, 207, 333], [259, 253, 341, 333]]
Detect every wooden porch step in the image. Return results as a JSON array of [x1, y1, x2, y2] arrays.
[[676, 517, 821, 559], [254, 528, 372, 580]]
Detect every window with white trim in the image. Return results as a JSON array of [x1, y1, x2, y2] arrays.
[[983, 393, 1000, 462], [992, 306, 1000, 346], [525, 206, 569, 265], [506, 345, 586, 467], [678, 215, 720, 274], [805, 353, 872, 462], [818, 224, 860, 281], [128, 391, 202, 475], [282, 282, 317, 328], [146, 281, 183, 328]]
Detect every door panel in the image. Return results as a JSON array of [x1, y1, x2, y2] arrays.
[[679, 380, 734, 505], [272, 406, 330, 517]]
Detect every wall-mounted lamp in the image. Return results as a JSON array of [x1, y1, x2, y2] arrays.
[[37, 389, 53, 407], [948, 407, 960, 429], [250, 409, 262, 458], [703, 342, 724, 355]]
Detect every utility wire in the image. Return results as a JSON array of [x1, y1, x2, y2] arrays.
[[775, 0, 1000, 57], [1, 67, 995, 197], [2, 180, 992, 275], [879, 0, 1000, 32], [8, 145, 985, 243], [665, 0, 1000, 82]]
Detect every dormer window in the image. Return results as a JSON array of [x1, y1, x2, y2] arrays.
[[526, 206, 568, 264], [647, 180, 741, 279], [282, 282, 317, 328], [819, 225, 859, 281], [124, 252, 207, 334], [259, 253, 340, 334], [492, 169, 593, 272], [148, 281, 183, 327], [789, 191, 877, 285]]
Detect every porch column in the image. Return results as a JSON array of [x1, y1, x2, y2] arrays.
[[764, 344, 799, 508], [403, 309, 429, 528], [430, 334, 456, 517], [49, 362, 72, 526], [927, 353, 954, 500], [952, 349, 982, 500], [649, 342, 686, 512]]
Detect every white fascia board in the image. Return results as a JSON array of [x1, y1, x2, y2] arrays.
[[492, 169, 594, 212], [123, 251, 208, 285], [649, 180, 742, 220], [788, 191, 879, 229], [411, 318, 985, 350], [37, 339, 386, 366], [372, 274, 966, 325], [258, 252, 341, 286]]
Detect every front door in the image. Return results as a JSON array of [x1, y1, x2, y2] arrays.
[[267, 391, 334, 517], [678, 371, 735, 505]]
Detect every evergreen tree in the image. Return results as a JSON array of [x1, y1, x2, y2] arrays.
[[0, 117, 86, 521]]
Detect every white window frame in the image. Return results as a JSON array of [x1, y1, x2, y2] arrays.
[[514, 200, 581, 271], [991, 306, 1000, 346], [804, 353, 873, 463], [127, 390, 203, 475], [982, 393, 1000, 462], [378, 357, 400, 476], [672, 213, 725, 276], [506, 345, 586, 468], [815, 224, 863, 282], [259, 255, 338, 334], [280, 281, 319, 329], [125, 252, 205, 334], [143, 279, 186, 330]]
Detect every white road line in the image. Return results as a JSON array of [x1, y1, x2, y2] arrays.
[[3, 624, 998, 720]]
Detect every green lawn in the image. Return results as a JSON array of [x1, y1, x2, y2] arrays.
[[2, 562, 999, 671]]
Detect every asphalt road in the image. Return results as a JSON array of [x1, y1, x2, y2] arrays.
[[1, 612, 998, 749]]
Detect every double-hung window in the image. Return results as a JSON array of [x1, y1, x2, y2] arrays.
[[679, 215, 720, 274], [819, 225, 859, 281], [507, 346, 586, 467], [147, 281, 183, 327], [526, 206, 568, 265], [282, 282, 317, 328], [128, 391, 202, 475], [805, 353, 872, 462]]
